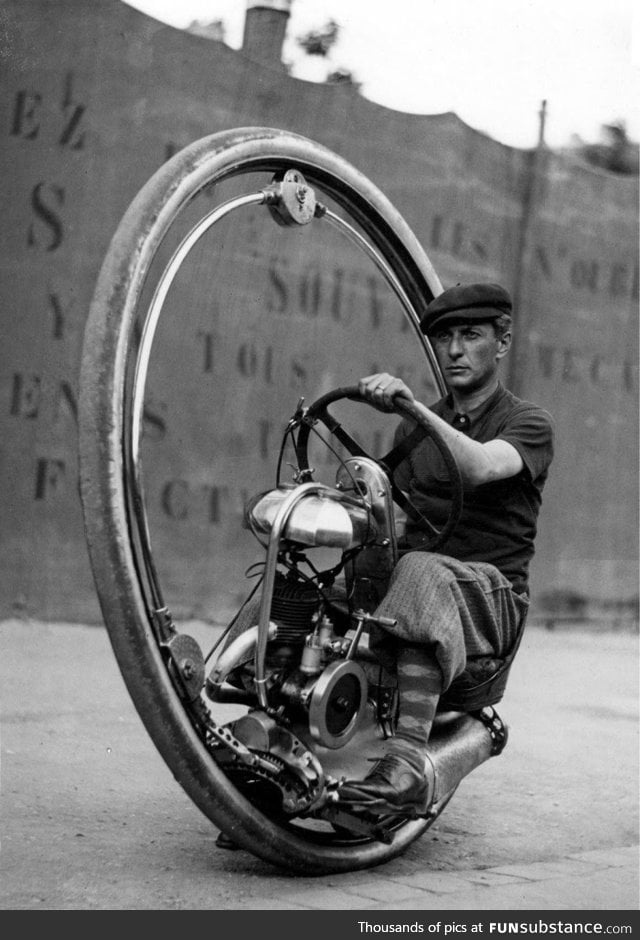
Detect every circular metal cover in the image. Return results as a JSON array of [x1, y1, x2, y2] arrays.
[[308, 660, 368, 749]]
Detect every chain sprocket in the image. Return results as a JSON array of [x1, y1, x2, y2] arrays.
[[203, 709, 325, 815]]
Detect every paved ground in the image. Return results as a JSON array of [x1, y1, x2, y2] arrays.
[[0, 618, 638, 911]]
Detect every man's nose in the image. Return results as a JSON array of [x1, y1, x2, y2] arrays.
[[448, 335, 464, 357]]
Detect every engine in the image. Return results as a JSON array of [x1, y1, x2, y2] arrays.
[[207, 569, 370, 750], [204, 458, 399, 813]]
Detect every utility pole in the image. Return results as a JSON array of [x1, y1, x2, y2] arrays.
[[538, 99, 548, 148], [508, 100, 548, 394]]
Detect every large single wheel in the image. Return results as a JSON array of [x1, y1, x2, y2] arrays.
[[79, 127, 451, 873]]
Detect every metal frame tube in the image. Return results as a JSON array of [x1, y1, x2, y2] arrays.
[[253, 482, 365, 707], [322, 209, 446, 397]]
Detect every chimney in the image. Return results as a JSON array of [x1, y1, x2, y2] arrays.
[[242, 1, 292, 69]]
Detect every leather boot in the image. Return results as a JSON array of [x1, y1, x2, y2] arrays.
[[337, 746, 432, 817]]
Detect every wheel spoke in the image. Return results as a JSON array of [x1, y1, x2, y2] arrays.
[[379, 424, 427, 472], [386, 480, 441, 541], [314, 408, 371, 459]]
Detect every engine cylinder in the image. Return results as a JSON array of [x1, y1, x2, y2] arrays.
[[268, 570, 320, 645]]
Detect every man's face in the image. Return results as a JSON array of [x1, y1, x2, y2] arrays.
[[429, 320, 511, 394]]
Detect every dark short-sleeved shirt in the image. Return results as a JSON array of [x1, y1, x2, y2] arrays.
[[393, 383, 555, 594]]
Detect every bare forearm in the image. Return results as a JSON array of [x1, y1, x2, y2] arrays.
[[408, 399, 515, 485], [358, 373, 523, 485]]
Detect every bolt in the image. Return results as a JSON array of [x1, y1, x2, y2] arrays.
[[334, 696, 352, 712], [296, 185, 307, 204], [181, 659, 195, 679]]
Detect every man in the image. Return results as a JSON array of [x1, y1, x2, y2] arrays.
[[337, 281, 554, 817]]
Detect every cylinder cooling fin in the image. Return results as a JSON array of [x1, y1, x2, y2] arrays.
[[269, 570, 322, 644]]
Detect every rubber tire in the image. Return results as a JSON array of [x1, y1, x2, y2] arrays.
[[79, 127, 445, 874]]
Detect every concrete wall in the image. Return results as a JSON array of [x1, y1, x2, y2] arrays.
[[1, 0, 637, 623]]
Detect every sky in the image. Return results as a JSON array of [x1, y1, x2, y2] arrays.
[[123, 0, 639, 149]]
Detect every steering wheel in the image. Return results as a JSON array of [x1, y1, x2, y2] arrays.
[[295, 385, 463, 551]]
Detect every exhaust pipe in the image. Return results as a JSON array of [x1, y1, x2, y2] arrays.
[[425, 708, 507, 813], [205, 621, 278, 702]]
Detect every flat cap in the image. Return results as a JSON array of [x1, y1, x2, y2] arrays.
[[421, 282, 512, 334]]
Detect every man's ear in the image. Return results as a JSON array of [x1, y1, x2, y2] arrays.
[[496, 330, 512, 359]]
